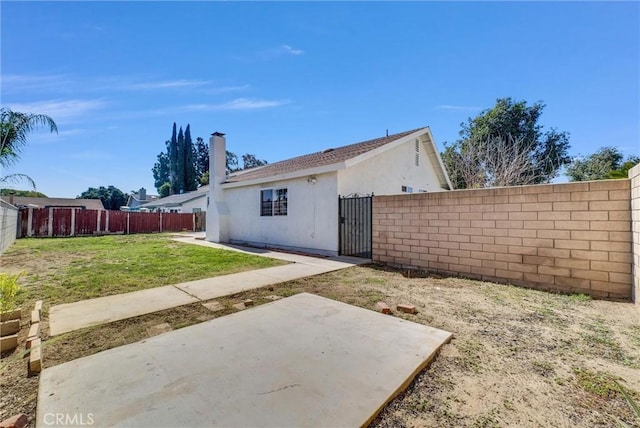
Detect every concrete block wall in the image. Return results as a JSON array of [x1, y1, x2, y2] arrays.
[[630, 164, 640, 304], [0, 200, 18, 255], [373, 180, 632, 300]]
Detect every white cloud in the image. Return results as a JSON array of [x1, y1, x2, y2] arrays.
[[123, 79, 213, 90], [281, 44, 304, 56], [253, 44, 305, 60], [1, 74, 73, 92], [436, 104, 482, 111], [184, 98, 290, 111], [5, 99, 108, 122]]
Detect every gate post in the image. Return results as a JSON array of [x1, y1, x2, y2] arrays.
[[47, 208, 53, 237], [27, 208, 34, 237], [70, 208, 76, 237]]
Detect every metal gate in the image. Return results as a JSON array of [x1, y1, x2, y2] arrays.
[[338, 195, 372, 259]]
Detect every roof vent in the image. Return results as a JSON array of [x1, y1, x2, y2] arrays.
[[321, 148, 335, 153]]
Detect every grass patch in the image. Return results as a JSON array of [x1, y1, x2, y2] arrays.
[[1, 234, 286, 306], [580, 319, 639, 367]]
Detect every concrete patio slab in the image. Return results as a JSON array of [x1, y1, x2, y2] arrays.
[[48, 286, 199, 336], [38, 293, 452, 428]]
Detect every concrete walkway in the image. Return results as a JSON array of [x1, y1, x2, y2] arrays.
[[48, 237, 369, 336]]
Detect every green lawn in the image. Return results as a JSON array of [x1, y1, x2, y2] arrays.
[[1, 234, 286, 306]]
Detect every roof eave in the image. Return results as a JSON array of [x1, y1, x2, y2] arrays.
[[423, 127, 453, 190], [221, 162, 345, 189]]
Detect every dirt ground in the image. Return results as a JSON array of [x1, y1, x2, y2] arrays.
[[1, 265, 639, 427]]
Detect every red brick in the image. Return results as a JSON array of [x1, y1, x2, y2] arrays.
[[571, 211, 608, 221], [573, 269, 608, 281], [591, 261, 630, 274], [537, 229, 570, 239], [481, 212, 509, 220], [375, 302, 391, 314], [538, 211, 572, 220], [482, 228, 509, 237], [397, 304, 417, 314], [555, 258, 590, 270], [571, 191, 609, 201], [590, 200, 628, 211], [522, 255, 554, 266], [538, 266, 570, 277], [495, 253, 522, 263], [590, 221, 630, 231], [495, 269, 524, 281], [522, 238, 553, 248], [508, 229, 537, 238], [554, 240, 590, 250], [470, 251, 495, 261], [0, 414, 28, 428], [523, 272, 554, 285], [471, 266, 496, 277], [570, 250, 608, 261], [589, 180, 630, 191], [537, 248, 570, 258]]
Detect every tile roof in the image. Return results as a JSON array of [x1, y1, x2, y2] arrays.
[[6, 197, 106, 210], [225, 128, 426, 183]]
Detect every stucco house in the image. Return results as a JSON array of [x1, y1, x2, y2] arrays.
[[207, 127, 452, 256], [141, 185, 208, 213]]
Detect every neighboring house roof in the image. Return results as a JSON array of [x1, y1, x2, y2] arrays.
[[6, 197, 106, 210], [142, 185, 208, 209], [127, 193, 157, 207], [224, 127, 452, 189]]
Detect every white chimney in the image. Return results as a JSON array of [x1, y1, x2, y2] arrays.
[[206, 132, 230, 242]]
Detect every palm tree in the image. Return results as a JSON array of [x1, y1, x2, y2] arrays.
[[0, 108, 58, 189]]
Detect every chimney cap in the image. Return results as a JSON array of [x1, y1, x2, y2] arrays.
[[212, 131, 226, 137]]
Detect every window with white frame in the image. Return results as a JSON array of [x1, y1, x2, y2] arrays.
[[260, 188, 288, 216]]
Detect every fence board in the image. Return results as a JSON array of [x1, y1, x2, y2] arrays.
[[107, 211, 127, 234], [53, 208, 72, 237], [17, 208, 201, 238], [75, 209, 99, 236], [32, 208, 49, 237], [19, 209, 29, 237]]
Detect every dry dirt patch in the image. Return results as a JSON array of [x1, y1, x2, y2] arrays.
[[1, 265, 639, 427]]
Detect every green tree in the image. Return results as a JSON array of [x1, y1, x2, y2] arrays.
[[0, 108, 58, 189], [78, 186, 128, 210], [566, 146, 640, 181], [194, 137, 209, 184], [152, 146, 170, 192], [168, 123, 178, 194], [226, 151, 239, 174], [158, 182, 171, 197], [241, 153, 267, 170], [442, 98, 571, 189], [183, 125, 198, 192]]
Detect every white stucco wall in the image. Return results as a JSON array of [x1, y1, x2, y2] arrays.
[[337, 137, 445, 196], [224, 172, 339, 255], [180, 196, 207, 213]]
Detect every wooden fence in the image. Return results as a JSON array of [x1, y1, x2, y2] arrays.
[[17, 208, 206, 238]]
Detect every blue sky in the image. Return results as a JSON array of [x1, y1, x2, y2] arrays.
[[2, 1, 638, 198]]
